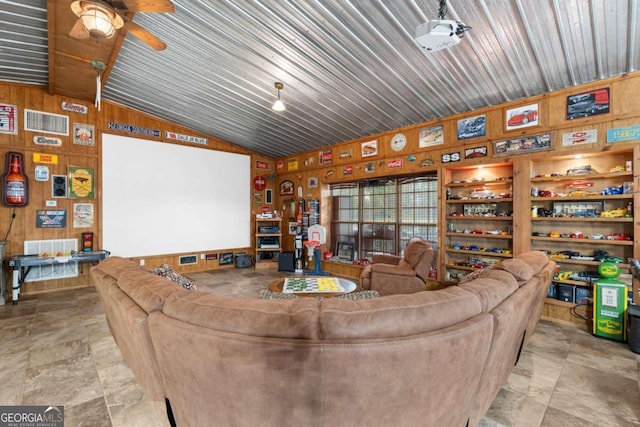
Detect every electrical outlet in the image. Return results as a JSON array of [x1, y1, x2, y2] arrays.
[[139, 259, 145, 266], [179, 255, 197, 265], [200, 253, 205, 260]]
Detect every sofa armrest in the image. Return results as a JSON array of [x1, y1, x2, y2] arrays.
[[368, 265, 425, 296], [370, 264, 416, 277], [371, 254, 402, 265]]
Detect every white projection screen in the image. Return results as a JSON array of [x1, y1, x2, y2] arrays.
[[102, 133, 251, 258]]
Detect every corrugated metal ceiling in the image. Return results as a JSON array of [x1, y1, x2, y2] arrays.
[[1, 0, 638, 158]]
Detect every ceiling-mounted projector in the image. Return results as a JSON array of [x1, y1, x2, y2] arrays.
[[415, 19, 471, 52]]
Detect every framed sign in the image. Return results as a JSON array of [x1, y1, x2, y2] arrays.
[[494, 134, 551, 156], [361, 140, 377, 157], [419, 124, 444, 147], [280, 180, 294, 196], [457, 114, 486, 140], [0, 104, 18, 135], [566, 88, 610, 120], [219, 252, 234, 265], [73, 123, 95, 145], [335, 241, 355, 262], [68, 166, 94, 198], [505, 103, 539, 131]]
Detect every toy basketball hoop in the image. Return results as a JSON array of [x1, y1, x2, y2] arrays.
[[303, 240, 320, 261], [304, 225, 329, 276]]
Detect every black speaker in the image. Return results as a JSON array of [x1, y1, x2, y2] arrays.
[[278, 252, 295, 272], [52, 175, 67, 198]]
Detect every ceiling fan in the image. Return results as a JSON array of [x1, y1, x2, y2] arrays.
[[69, 0, 175, 50]]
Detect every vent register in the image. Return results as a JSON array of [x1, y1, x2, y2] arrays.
[[23, 239, 79, 282], [24, 109, 69, 135]]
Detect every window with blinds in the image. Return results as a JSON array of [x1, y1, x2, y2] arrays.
[[330, 175, 438, 260]]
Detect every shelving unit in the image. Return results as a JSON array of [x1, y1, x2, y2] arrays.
[[441, 163, 514, 284], [526, 148, 638, 312], [255, 217, 282, 269]]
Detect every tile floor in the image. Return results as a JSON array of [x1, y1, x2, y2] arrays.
[[1, 267, 639, 426]]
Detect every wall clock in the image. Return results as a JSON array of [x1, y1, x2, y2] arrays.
[[390, 133, 407, 152]]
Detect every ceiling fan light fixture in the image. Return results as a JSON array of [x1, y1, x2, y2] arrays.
[[71, 1, 124, 41], [272, 82, 286, 111], [80, 4, 115, 39]]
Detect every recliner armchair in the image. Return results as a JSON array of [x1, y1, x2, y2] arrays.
[[359, 237, 440, 296]]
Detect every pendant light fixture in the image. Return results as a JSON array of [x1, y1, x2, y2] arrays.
[[272, 82, 286, 111]]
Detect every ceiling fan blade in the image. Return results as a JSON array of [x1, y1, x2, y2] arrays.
[[123, 21, 167, 50], [69, 19, 90, 39], [115, 0, 175, 13]]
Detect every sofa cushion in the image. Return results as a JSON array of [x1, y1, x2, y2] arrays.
[[403, 238, 428, 269], [495, 251, 550, 282], [459, 276, 518, 312], [92, 256, 144, 280], [152, 264, 197, 290], [319, 286, 482, 340], [117, 269, 186, 313], [162, 292, 322, 340]]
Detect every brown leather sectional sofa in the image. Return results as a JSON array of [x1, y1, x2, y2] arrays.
[[90, 251, 555, 427]]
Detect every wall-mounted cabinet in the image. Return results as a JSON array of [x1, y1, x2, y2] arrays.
[[526, 148, 639, 310], [441, 163, 514, 284]]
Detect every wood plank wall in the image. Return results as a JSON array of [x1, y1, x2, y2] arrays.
[[2, 70, 640, 306], [0, 82, 255, 295]]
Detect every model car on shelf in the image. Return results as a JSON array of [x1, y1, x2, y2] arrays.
[[554, 270, 573, 281], [601, 185, 624, 195], [600, 208, 627, 218], [588, 233, 605, 240], [569, 272, 600, 282], [606, 233, 632, 240], [470, 189, 494, 199], [537, 208, 554, 217], [550, 231, 560, 238], [565, 181, 594, 188], [570, 231, 584, 239], [551, 250, 580, 259], [566, 165, 594, 176], [573, 211, 598, 218], [537, 190, 557, 197], [532, 232, 549, 237], [570, 255, 595, 261]]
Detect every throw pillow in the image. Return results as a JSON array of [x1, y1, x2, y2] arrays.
[[152, 264, 197, 291], [334, 290, 380, 300], [458, 266, 494, 285], [258, 289, 298, 299]]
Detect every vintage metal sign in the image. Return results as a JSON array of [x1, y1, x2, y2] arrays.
[[387, 159, 403, 169], [607, 125, 640, 143], [61, 101, 88, 114], [165, 131, 207, 145], [33, 135, 62, 147], [33, 153, 59, 164], [36, 210, 67, 228], [107, 121, 161, 137], [562, 129, 597, 146]]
